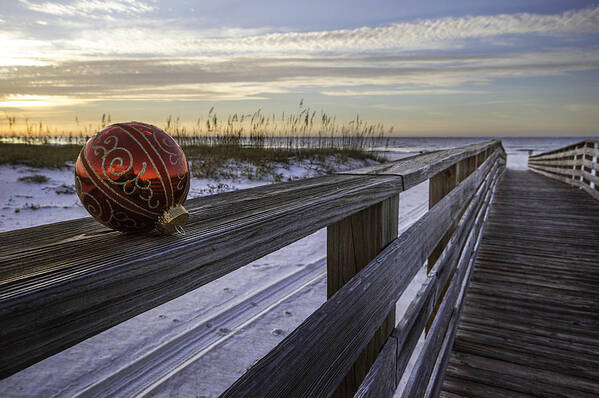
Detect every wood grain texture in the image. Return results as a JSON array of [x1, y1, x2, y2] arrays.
[[528, 140, 598, 162], [392, 161, 501, 387], [428, 163, 457, 270], [354, 335, 398, 398], [441, 169, 599, 397], [528, 157, 596, 169], [1, 173, 408, 378], [424, 166, 500, 398], [401, 163, 500, 398], [529, 165, 599, 201], [427, 154, 479, 333], [221, 152, 501, 397], [327, 194, 398, 397], [528, 140, 598, 202], [339, 140, 505, 190], [0, 142, 506, 378]]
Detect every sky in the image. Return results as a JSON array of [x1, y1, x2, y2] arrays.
[[0, 0, 598, 136]]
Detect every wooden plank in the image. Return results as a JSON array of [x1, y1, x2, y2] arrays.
[[446, 352, 599, 397], [424, 172, 499, 398], [401, 165, 499, 398], [529, 163, 580, 178], [470, 268, 599, 295], [439, 392, 468, 398], [339, 140, 505, 190], [582, 168, 599, 187], [460, 308, 599, 349], [457, 321, 599, 359], [392, 160, 501, 385], [529, 162, 596, 183], [354, 336, 397, 398], [453, 334, 599, 382], [424, 312, 459, 398], [529, 166, 599, 200], [0, 173, 404, 378], [528, 157, 596, 169], [441, 169, 599, 398], [443, 376, 536, 398], [529, 158, 576, 167], [465, 281, 599, 314], [528, 140, 598, 161], [221, 153, 501, 397], [529, 164, 579, 183], [580, 183, 599, 201], [327, 194, 398, 397]]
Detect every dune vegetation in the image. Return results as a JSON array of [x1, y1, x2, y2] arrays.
[[0, 103, 389, 174]]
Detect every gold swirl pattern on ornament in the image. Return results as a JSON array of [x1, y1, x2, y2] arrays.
[[105, 200, 148, 230], [152, 132, 188, 193], [75, 175, 103, 219], [81, 147, 160, 218], [151, 130, 184, 166], [91, 134, 161, 211], [125, 124, 175, 207]]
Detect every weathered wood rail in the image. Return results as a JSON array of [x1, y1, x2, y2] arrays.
[[0, 140, 506, 397], [528, 139, 599, 200]]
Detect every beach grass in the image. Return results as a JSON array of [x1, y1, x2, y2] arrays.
[[186, 144, 385, 179], [0, 142, 384, 176], [1, 103, 393, 150], [0, 143, 83, 168], [0, 104, 389, 174]]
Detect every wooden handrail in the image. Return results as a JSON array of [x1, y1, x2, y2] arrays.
[[528, 139, 599, 201], [223, 148, 505, 396], [0, 140, 506, 396]]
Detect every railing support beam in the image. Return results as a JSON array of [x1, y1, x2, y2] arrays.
[[428, 164, 458, 271], [327, 194, 399, 397], [426, 154, 478, 332]]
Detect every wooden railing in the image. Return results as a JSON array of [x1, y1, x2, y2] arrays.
[[528, 139, 599, 201], [0, 140, 506, 397]]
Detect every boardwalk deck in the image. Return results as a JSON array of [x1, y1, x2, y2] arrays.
[[441, 169, 599, 397]]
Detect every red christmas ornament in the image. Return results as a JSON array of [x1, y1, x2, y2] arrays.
[[75, 122, 190, 234]]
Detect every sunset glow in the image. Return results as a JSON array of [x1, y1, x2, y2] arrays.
[[1, 0, 598, 136]]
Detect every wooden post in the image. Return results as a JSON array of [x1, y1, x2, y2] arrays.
[[327, 194, 399, 397], [579, 144, 586, 183], [426, 155, 478, 331], [591, 142, 598, 190], [572, 150, 578, 181], [428, 164, 458, 271], [429, 152, 483, 271]]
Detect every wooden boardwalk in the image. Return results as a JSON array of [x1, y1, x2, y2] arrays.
[[441, 169, 599, 397]]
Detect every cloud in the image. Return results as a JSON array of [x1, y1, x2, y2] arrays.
[[6, 4, 599, 60], [563, 103, 599, 113], [1, 49, 597, 103], [321, 89, 486, 96], [0, 94, 86, 107], [19, 0, 155, 17], [0, 31, 53, 66], [2, 4, 599, 109], [57, 6, 599, 56]]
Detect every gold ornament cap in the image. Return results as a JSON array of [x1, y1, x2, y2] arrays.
[[156, 204, 189, 235]]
